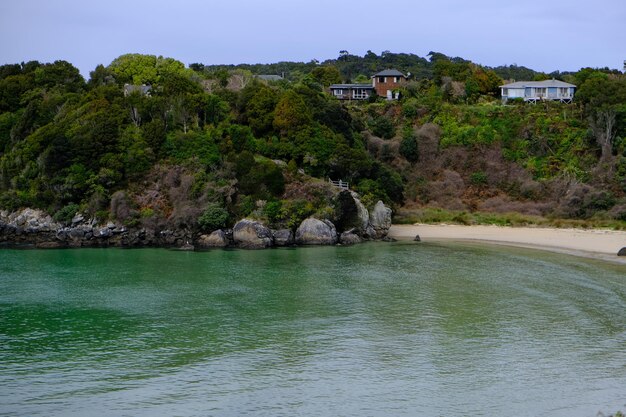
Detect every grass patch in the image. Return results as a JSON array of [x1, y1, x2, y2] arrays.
[[394, 207, 626, 230]]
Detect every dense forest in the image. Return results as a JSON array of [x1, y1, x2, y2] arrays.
[[0, 50, 625, 234]]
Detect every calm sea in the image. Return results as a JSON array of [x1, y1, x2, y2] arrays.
[[1, 242, 625, 416]]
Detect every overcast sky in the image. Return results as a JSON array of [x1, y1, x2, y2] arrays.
[[1, 0, 624, 77]]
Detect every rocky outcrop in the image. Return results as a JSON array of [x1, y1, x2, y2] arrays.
[[339, 229, 362, 245], [273, 229, 294, 246], [196, 230, 230, 248], [0, 195, 394, 249], [295, 218, 338, 245], [0, 208, 190, 248], [618, 247, 626, 256], [368, 201, 392, 239], [232, 219, 273, 249]]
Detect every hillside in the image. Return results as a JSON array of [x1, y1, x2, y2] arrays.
[[0, 51, 625, 242]]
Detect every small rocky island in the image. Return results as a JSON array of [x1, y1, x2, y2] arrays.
[[0, 190, 392, 250]]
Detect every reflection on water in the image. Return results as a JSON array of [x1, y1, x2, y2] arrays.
[[1, 242, 625, 416]]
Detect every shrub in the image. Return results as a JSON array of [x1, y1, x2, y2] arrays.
[[402, 98, 419, 119], [198, 203, 229, 232], [369, 116, 395, 139], [263, 200, 283, 224], [400, 130, 419, 162], [53, 203, 80, 224], [469, 171, 488, 186]]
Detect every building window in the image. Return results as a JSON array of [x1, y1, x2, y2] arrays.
[[535, 88, 546, 98], [379, 77, 385, 83], [394, 76, 400, 83], [353, 89, 370, 99], [502, 88, 508, 96], [559, 87, 569, 96], [334, 89, 342, 96]]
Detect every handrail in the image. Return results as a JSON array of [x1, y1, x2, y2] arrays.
[[329, 178, 349, 190]]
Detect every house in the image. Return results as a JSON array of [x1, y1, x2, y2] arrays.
[[329, 83, 375, 100], [500, 79, 576, 104], [329, 68, 407, 101], [255, 74, 284, 82], [123, 84, 151, 97], [371, 69, 407, 99]]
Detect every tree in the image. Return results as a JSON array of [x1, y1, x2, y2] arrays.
[[311, 65, 342, 87], [273, 90, 312, 136], [593, 108, 617, 160], [243, 84, 279, 136], [33, 61, 85, 92], [108, 54, 189, 85]]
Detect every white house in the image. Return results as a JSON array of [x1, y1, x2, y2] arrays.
[[500, 79, 576, 104], [329, 83, 374, 100]]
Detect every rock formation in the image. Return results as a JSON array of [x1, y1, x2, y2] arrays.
[[232, 219, 273, 249], [295, 218, 338, 245]]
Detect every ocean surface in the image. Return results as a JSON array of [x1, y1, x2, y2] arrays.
[[1, 242, 625, 416]]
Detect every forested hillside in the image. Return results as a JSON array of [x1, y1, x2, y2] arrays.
[[0, 51, 625, 233]]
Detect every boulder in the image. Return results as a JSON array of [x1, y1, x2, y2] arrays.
[[334, 190, 370, 236], [95, 227, 112, 238], [618, 247, 626, 256], [273, 229, 294, 246], [233, 219, 273, 248], [196, 230, 230, 248], [295, 218, 338, 245], [368, 201, 392, 239], [414, 234, 421, 242], [339, 229, 362, 245], [71, 213, 85, 226]]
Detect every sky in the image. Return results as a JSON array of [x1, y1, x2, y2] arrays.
[[1, 0, 625, 78]]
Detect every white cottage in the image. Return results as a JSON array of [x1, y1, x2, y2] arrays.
[[500, 79, 576, 104]]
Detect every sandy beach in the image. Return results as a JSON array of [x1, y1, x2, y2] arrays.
[[388, 224, 626, 264]]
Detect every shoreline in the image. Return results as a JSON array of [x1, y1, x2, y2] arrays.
[[388, 224, 626, 265]]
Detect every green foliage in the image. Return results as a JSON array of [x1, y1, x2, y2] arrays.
[[198, 203, 229, 231], [1, 54, 624, 226], [263, 200, 283, 224], [53, 203, 80, 224], [469, 171, 488, 186], [108, 54, 190, 85], [273, 90, 312, 135], [400, 126, 419, 162], [234, 152, 285, 198], [402, 98, 420, 119], [164, 130, 221, 167], [239, 83, 279, 137], [369, 115, 395, 139], [278, 199, 315, 229], [311, 65, 342, 87]]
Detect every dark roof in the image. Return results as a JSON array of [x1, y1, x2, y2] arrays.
[[372, 69, 406, 77], [329, 83, 374, 89], [500, 80, 576, 88], [255, 74, 283, 81], [123, 84, 152, 95]]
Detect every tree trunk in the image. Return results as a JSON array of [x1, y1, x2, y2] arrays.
[[594, 109, 616, 161]]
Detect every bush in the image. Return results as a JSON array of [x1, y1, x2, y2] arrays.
[[470, 171, 488, 186], [263, 200, 282, 224], [198, 203, 229, 232], [369, 116, 395, 139], [53, 203, 80, 224], [401, 98, 419, 119], [400, 128, 419, 162]]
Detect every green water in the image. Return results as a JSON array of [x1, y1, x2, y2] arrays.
[[1, 242, 625, 416]]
